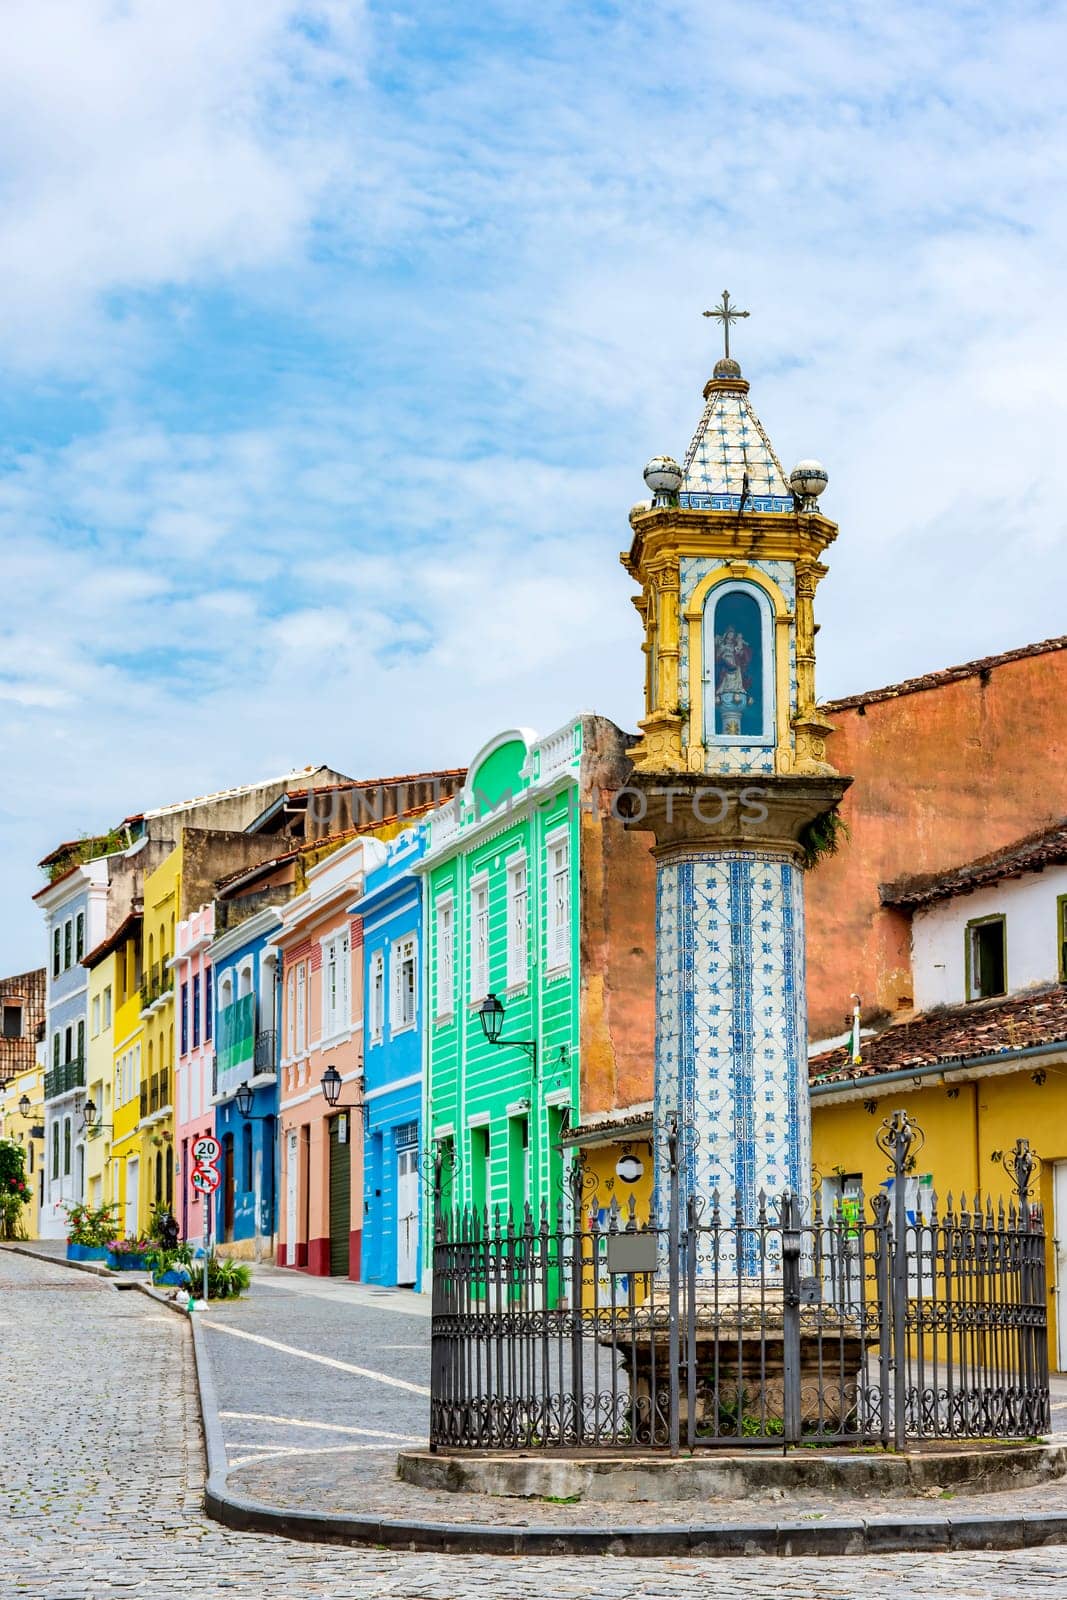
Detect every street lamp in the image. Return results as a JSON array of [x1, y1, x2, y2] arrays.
[[477, 992, 538, 1072], [319, 1064, 368, 1133], [81, 1098, 113, 1133], [235, 1080, 254, 1119], [18, 1094, 31, 1118]]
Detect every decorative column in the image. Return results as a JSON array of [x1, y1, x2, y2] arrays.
[[621, 309, 849, 1281]]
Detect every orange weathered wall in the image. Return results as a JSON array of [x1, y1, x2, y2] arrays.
[[808, 642, 1067, 1040]]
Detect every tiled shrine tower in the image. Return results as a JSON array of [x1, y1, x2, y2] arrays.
[[621, 298, 849, 1266]]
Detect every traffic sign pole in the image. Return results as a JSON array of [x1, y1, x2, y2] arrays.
[[203, 1177, 210, 1307]]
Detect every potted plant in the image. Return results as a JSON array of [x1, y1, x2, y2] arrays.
[[145, 1241, 193, 1287], [106, 1235, 151, 1271], [64, 1201, 120, 1261]]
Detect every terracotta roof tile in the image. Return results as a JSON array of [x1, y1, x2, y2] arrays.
[[881, 820, 1067, 909], [822, 634, 1067, 713], [809, 985, 1067, 1086]]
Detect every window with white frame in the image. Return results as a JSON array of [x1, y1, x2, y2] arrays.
[[470, 877, 489, 1001], [547, 833, 571, 971], [391, 935, 417, 1032], [370, 950, 385, 1041], [103, 985, 112, 1029], [285, 968, 295, 1058], [506, 855, 528, 988], [435, 898, 454, 1018], [295, 964, 307, 1054], [91, 996, 101, 1037], [322, 930, 351, 1039]]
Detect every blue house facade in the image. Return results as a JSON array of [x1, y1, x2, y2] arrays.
[[352, 826, 425, 1288], [208, 908, 281, 1260]]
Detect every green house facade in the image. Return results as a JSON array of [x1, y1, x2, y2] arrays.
[[417, 714, 652, 1274]]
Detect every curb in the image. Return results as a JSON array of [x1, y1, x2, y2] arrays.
[[1, 1241, 148, 1284], [8, 1246, 1067, 1558], [184, 1316, 1067, 1557]]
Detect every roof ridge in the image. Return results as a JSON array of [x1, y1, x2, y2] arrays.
[[823, 634, 1067, 712], [881, 817, 1067, 908]]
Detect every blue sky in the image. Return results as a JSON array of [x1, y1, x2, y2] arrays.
[[2, 0, 1066, 971]]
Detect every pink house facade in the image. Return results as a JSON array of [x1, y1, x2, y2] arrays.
[[272, 836, 385, 1277], [173, 903, 215, 1243]]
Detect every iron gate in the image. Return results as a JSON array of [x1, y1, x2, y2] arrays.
[[428, 1113, 1049, 1452]]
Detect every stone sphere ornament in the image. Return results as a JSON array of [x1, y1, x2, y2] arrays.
[[789, 459, 829, 510], [643, 456, 684, 504]]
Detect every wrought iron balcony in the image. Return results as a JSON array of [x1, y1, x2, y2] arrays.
[[253, 1030, 277, 1076], [44, 1055, 86, 1101], [139, 966, 175, 1013]]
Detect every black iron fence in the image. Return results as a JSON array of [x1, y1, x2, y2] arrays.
[[429, 1115, 1049, 1454]]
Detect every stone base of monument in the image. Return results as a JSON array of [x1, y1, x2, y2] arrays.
[[397, 1441, 1065, 1503], [616, 1300, 870, 1439]]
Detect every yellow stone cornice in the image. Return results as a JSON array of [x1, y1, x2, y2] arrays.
[[622, 507, 838, 580]]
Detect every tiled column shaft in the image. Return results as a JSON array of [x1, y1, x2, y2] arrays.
[[654, 846, 809, 1276]]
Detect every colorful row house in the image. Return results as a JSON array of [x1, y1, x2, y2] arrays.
[[352, 826, 426, 1287], [208, 908, 280, 1258], [274, 835, 385, 1276], [417, 715, 656, 1276], [173, 903, 215, 1246]]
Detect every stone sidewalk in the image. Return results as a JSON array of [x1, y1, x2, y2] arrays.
[[6, 1243, 1067, 1596], [184, 1256, 1067, 1543]]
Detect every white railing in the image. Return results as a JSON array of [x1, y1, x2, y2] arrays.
[[534, 720, 580, 786]]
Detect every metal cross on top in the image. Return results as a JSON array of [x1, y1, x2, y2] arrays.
[[703, 289, 749, 361]]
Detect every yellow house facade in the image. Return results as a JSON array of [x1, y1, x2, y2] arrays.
[[84, 949, 118, 1211], [810, 818, 1067, 1374], [139, 847, 179, 1231], [106, 914, 144, 1236], [0, 1058, 46, 1238]]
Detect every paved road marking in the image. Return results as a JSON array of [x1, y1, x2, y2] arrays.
[[201, 1320, 432, 1396], [229, 1442, 420, 1469], [220, 1409, 419, 1441]]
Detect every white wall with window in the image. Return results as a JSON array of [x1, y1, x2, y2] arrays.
[[506, 854, 528, 989], [435, 897, 454, 1018], [370, 950, 385, 1040], [391, 935, 418, 1032], [911, 863, 1067, 1011], [546, 830, 571, 972], [470, 876, 489, 1001], [321, 929, 351, 1041]]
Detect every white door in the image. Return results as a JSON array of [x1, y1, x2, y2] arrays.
[[125, 1157, 139, 1237], [1054, 1161, 1067, 1372], [396, 1148, 419, 1286], [286, 1129, 299, 1266]]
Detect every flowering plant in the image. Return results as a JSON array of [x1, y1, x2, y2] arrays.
[[65, 1201, 121, 1247], [107, 1235, 151, 1256], [0, 1139, 29, 1240]]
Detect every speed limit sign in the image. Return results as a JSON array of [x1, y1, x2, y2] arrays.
[[192, 1136, 221, 1165]]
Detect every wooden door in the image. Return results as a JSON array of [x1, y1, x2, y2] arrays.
[[328, 1116, 351, 1276], [285, 1129, 298, 1265], [1054, 1161, 1067, 1372], [222, 1134, 235, 1241], [396, 1147, 419, 1286]]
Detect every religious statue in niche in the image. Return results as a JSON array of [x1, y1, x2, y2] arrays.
[[710, 587, 766, 738]]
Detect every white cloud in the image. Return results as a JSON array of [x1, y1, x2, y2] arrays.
[[3, 1, 1067, 970]]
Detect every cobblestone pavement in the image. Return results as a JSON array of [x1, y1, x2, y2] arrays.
[[5, 1246, 1067, 1599]]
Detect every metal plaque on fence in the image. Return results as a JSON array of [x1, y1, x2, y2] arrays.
[[606, 1230, 658, 1276]]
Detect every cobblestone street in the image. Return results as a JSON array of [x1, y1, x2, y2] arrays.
[[5, 1247, 1067, 1599]]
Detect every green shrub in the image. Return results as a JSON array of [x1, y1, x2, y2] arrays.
[[64, 1201, 122, 1247]]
